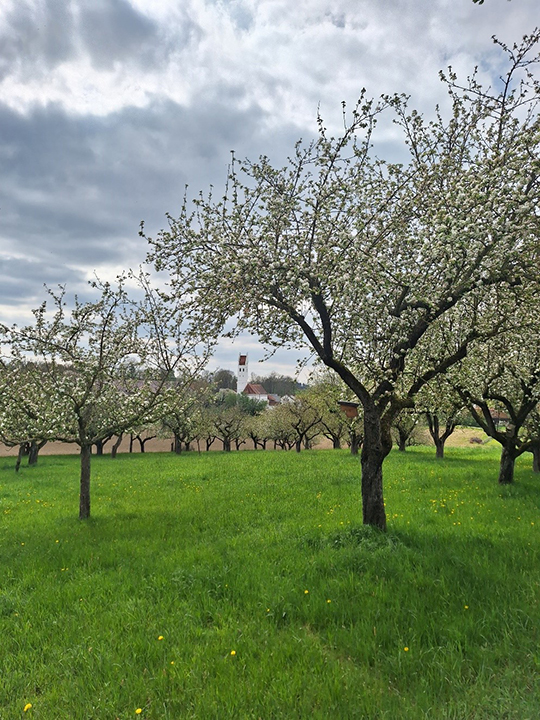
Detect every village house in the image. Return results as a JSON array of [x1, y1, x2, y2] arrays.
[[236, 354, 283, 406]]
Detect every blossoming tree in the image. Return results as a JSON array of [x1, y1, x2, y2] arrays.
[[0, 358, 50, 469], [450, 309, 540, 484], [5, 277, 209, 519], [145, 33, 540, 529]]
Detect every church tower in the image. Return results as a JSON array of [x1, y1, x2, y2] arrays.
[[237, 353, 248, 394]]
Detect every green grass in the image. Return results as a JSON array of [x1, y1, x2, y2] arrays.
[[1, 446, 539, 719]]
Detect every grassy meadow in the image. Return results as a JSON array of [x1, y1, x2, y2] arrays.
[[1, 445, 539, 719]]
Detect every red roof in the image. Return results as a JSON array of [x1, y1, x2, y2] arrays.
[[242, 383, 267, 396]]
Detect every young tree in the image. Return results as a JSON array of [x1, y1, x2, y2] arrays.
[[210, 404, 246, 452], [208, 391, 266, 451], [282, 394, 322, 452], [424, 410, 459, 460], [264, 404, 295, 451], [128, 428, 158, 453], [415, 381, 464, 459], [146, 33, 540, 529], [452, 324, 540, 484], [244, 409, 273, 450], [158, 376, 211, 453], [391, 411, 421, 452], [304, 372, 354, 450], [5, 278, 208, 519], [0, 359, 50, 469]]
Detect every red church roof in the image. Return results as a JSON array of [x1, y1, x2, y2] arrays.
[[242, 382, 267, 396]]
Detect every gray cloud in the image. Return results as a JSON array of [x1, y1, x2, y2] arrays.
[[78, 0, 165, 71], [0, 0, 201, 85], [0, 90, 304, 311], [0, 255, 86, 308], [0, 0, 76, 81], [0, 0, 538, 372]]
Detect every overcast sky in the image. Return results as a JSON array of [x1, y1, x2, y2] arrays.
[[0, 0, 537, 379]]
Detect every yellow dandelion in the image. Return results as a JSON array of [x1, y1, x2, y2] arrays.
[[230, 650, 236, 656], [464, 605, 469, 609], [135, 709, 142, 715], [23, 704, 32, 712], [158, 635, 164, 641], [170, 661, 175, 665], [404, 647, 409, 652], [304, 589, 309, 595]]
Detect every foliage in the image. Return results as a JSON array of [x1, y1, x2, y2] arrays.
[[211, 367, 237, 391], [158, 377, 211, 454], [0, 360, 51, 464], [450, 307, 540, 483], [243, 408, 274, 450], [251, 372, 303, 397], [215, 390, 267, 416], [145, 32, 540, 528], [2, 277, 209, 518], [304, 371, 363, 452], [391, 411, 422, 451], [414, 379, 464, 458], [202, 390, 268, 451]]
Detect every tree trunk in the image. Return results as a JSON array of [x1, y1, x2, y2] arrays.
[[397, 428, 407, 452], [333, 437, 341, 449], [360, 404, 389, 530], [350, 432, 361, 456], [129, 434, 134, 453], [28, 440, 46, 465], [94, 440, 104, 456], [111, 434, 123, 459], [498, 444, 516, 485], [426, 413, 455, 460], [138, 435, 156, 453], [173, 434, 182, 454], [79, 444, 92, 520], [532, 443, 540, 473], [15, 443, 27, 473], [223, 438, 231, 452], [295, 439, 302, 453]]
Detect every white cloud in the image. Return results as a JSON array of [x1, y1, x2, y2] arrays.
[[2, 0, 535, 126], [0, 0, 538, 373]]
